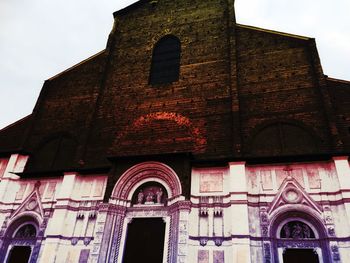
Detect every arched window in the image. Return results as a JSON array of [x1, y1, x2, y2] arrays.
[[149, 35, 181, 85]]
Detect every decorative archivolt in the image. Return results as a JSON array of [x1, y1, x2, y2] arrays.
[[111, 161, 182, 201]]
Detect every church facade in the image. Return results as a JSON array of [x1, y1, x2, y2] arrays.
[[1, 1, 350, 262]]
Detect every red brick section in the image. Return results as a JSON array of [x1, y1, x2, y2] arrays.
[[0, 115, 32, 154], [22, 52, 108, 170], [235, 26, 336, 156], [1, 0, 349, 172], [327, 78, 350, 148], [84, 0, 236, 166]]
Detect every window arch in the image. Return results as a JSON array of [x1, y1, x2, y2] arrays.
[[149, 35, 181, 85]]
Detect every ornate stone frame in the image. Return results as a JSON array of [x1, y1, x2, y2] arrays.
[[111, 161, 182, 202], [102, 162, 188, 263], [0, 217, 42, 263], [117, 208, 171, 263], [269, 208, 331, 263]]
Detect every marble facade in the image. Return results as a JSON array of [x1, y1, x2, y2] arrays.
[[0, 156, 350, 262]]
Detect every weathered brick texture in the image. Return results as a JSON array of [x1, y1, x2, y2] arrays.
[[1, 0, 349, 170]]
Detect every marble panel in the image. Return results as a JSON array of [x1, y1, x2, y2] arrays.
[[276, 169, 288, 188], [198, 250, 209, 263], [292, 169, 304, 187], [93, 179, 104, 197], [261, 170, 273, 190], [45, 182, 57, 199], [15, 183, 27, 200], [307, 169, 321, 189], [79, 249, 90, 263], [213, 250, 224, 263], [81, 180, 93, 197], [200, 173, 223, 193]]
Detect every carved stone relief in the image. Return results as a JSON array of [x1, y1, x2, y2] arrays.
[[133, 182, 167, 206], [260, 207, 269, 237], [263, 242, 271, 263], [280, 221, 315, 239], [331, 244, 341, 261]]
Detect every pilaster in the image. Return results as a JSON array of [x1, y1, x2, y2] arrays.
[[333, 156, 350, 230], [0, 154, 28, 202], [229, 162, 251, 263]]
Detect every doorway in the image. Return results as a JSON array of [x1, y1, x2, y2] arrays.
[[283, 249, 319, 263], [123, 218, 166, 263], [7, 246, 31, 263]]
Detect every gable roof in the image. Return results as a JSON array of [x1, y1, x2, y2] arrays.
[[113, 0, 146, 17], [0, 115, 32, 155], [236, 23, 311, 41]]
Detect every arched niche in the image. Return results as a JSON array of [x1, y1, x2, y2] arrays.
[[111, 161, 182, 203], [248, 121, 319, 156], [131, 181, 168, 206]]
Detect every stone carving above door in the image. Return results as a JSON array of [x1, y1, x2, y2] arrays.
[[280, 221, 316, 239], [132, 182, 168, 206], [268, 176, 322, 215]]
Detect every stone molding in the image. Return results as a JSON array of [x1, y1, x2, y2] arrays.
[[112, 161, 182, 200]]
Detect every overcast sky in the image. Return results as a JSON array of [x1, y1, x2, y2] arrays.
[[0, 0, 349, 129]]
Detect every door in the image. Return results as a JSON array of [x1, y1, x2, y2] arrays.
[[7, 246, 31, 263], [123, 218, 166, 263], [283, 248, 319, 263]]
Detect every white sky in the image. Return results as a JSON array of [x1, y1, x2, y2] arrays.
[[0, 0, 349, 129]]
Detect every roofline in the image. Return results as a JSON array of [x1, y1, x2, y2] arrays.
[[236, 23, 311, 41], [47, 49, 106, 81], [113, 0, 144, 17], [326, 76, 350, 85], [0, 114, 32, 132]]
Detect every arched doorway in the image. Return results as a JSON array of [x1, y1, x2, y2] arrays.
[[100, 162, 189, 263], [2, 222, 38, 263], [279, 220, 319, 263], [271, 212, 331, 263]]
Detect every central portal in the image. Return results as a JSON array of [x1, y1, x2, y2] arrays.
[[123, 218, 166, 263], [283, 249, 319, 263]]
